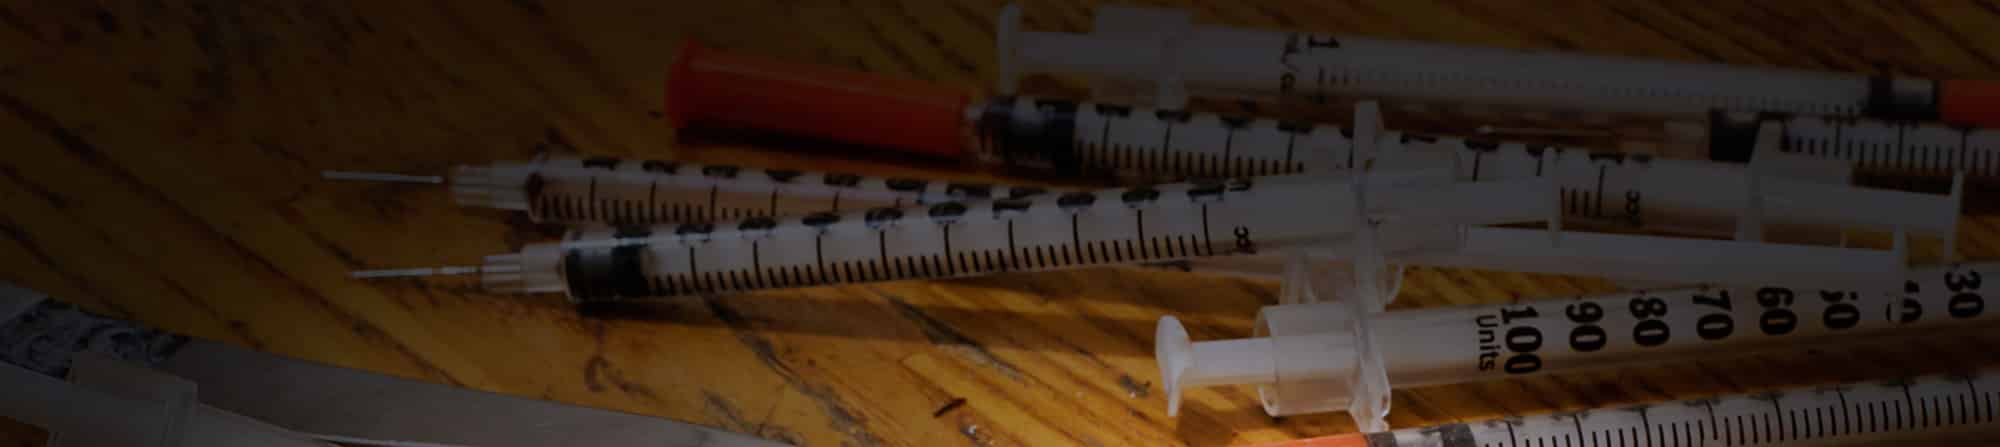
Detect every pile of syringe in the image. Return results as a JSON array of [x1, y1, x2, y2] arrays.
[[339, 3, 2000, 443]]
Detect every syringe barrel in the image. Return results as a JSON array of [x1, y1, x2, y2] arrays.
[[1403, 135, 1959, 243], [544, 177, 1345, 302], [972, 96, 1355, 180], [1005, 4, 1972, 124], [1167, 263, 1998, 418], [477, 156, 1055, 227], [1260, 330, 1359, 416], [1012, 31, 1168, 83]]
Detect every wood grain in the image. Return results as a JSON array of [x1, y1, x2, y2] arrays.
[[2, 1, 1998, 446]]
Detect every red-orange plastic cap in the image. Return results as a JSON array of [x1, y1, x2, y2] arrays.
[[1941, 80, 2000, 128], [666, 41, 975, 158]]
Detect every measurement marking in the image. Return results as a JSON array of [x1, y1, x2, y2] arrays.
[[587, 178, 602, 221], [1935, 395, 1946, 427], [1199, 204, 1213, 256], [646, 180, 659, 218], [1956, 392, 1970, 425], [1937, 387, 1956, 426], [1901, 125, 1914, 171], [1594, 165, 1606, 218], [1973, 382, 1987, 423], [1135, 208, 1148, 242], [1472, 150, 1484, 180], [1283, 132, 1297, 168], [1921, 395, 1932, 429], [1069, 213, 1082, 255], [1088, 239, 1104, 267], [1505, 421, 1518, 447], [813, 237, 826, 283], [1836, 388, 1851, 435], [1720, 413, 1736, 445], [1099, 116, 1113, 168], [876, 230, 889, 269], [1788, 408, 1800, 441], [940, 226, 955, 275], [1759, 411, 1770, 443], [1901, 382, 1915, 430], [686, 245, 700, 293], [1222, 128, 1235, 177], [1006, 221, 1019, 270], [1703, 400, 1719, 442], [1770, 399, 1784, 442], [1816, 405, 1832, 437], [1832, 123, 1845, 165], [1869, 401, 1882, 433], [896, 253, 913, 279], [1347, 131, 1356, 169], [1890, 399, 1902, 430], [1570, 412, 1586, 445], [1640, 410, 1654, 446], [702, 185, 718, 222]]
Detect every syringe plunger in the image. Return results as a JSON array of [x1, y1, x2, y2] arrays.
[[1158, 316, 1276, 416]]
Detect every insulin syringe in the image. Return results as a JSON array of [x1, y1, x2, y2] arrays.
[[669, 43, 2000, 190], [1158, 262, 1997, 431], [329, 155, 1059, 226], [1253, 368, 2000, 446], [352, 147, 1952, 304], [334, 110, 1964, 240], [998, 4, 2000, 128]]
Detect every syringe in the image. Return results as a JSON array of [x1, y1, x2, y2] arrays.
[[341, 110, 1964, 242], [1249, 367, 2000, 446], [1158, 262, 1997, 430], [669, 44, 2000, 191], [357, 155, 1057, 226], [997, 4, 2000, 127], [354, 150, 1946, 304]]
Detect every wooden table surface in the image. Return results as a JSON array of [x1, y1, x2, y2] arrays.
[[5, 1, 2000, 446]]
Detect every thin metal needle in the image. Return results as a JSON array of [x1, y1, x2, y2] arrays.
[[322, 170, 445, 184]]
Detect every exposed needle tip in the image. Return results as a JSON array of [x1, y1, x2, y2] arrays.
[[323, 171, 444, 184], [351, 266, 483, 278]]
